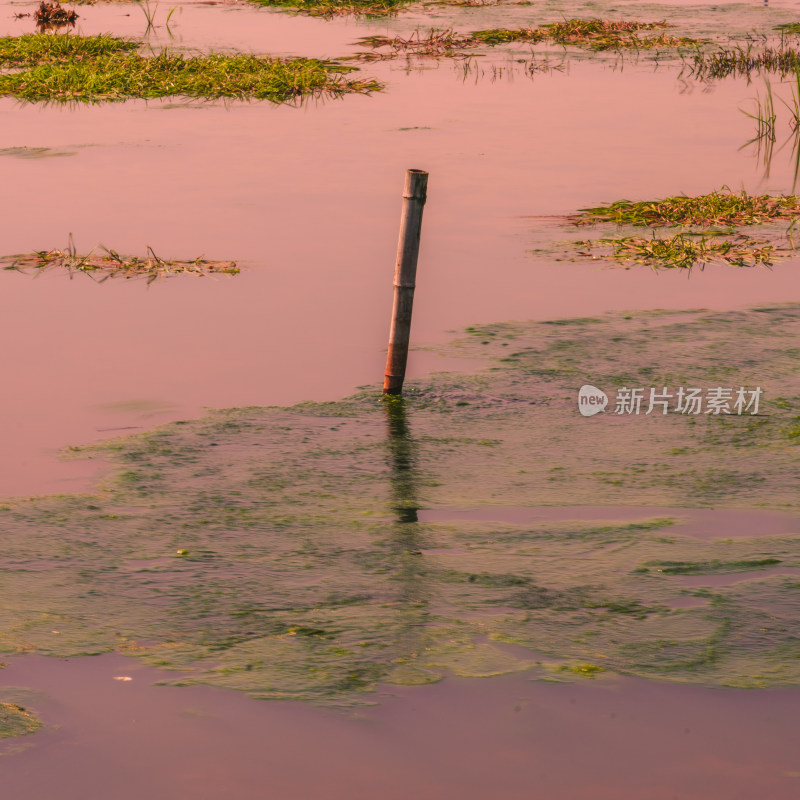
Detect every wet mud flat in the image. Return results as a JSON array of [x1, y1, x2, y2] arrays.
[[2, 654, 799, 800]]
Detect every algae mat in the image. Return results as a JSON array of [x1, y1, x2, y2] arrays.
[[0, 305, 798, 706]]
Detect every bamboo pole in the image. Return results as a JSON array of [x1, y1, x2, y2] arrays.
[[383, 169, 428, 395]]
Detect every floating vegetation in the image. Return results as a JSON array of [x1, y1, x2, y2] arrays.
[[2, 241, 239, 282], [247, 0, 411, 17], [0, 703, 42, 739], [567, 190, 800, 270], [0, 307, 799, 703], [354, 19, 700, 60], [356, 28, 482, 59], [576, 232, 782, 270], [33, 1, 78, 29], [0, 34, 381, 103], [542, 18, 689, 50], [573, 190, 800, 227]]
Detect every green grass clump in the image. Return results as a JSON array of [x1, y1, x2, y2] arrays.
[[0, 32, 135, 66], [0, 703, 42, 739], [575, 190, 800, 227], [582, 232, 780, 270], [0, 35, 381, 102]]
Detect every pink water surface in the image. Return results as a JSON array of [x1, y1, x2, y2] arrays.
[[2, 654, 799, 800], [1, 2, 799, 497]]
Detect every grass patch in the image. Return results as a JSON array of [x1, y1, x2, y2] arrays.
[[2, 242, 239, 282], [569, 190, 800, 270], [0, 703, 42, 739], [577, 232, 782, 270], [354, 19, 700, 60], [0, 34, 380, 103], [573, 190, 800, 227], [0, 33, 135, 66]]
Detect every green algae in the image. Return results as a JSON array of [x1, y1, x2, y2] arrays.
[[0, 306, 799, 705], [646, 558, 782, 575]]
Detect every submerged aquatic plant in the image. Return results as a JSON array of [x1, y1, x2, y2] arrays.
[[2, 239, 240, 282], [690, 44, 800, 79], [741, 78, 777, 143], [0, 34, 381, 102], [573, 189, 800, 227]]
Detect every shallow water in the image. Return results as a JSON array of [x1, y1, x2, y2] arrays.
[[2, 653, 800, 800], [2, 0, 800, 495], [2, 3, 800, 794]]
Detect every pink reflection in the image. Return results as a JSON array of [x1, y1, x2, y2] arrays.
[[1, 28, 799, 496], [2, 654, 800, 799]]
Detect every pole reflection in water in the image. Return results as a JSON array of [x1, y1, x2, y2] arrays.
[[384, 395, 420, 525], [383, 397, 430, 661]]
